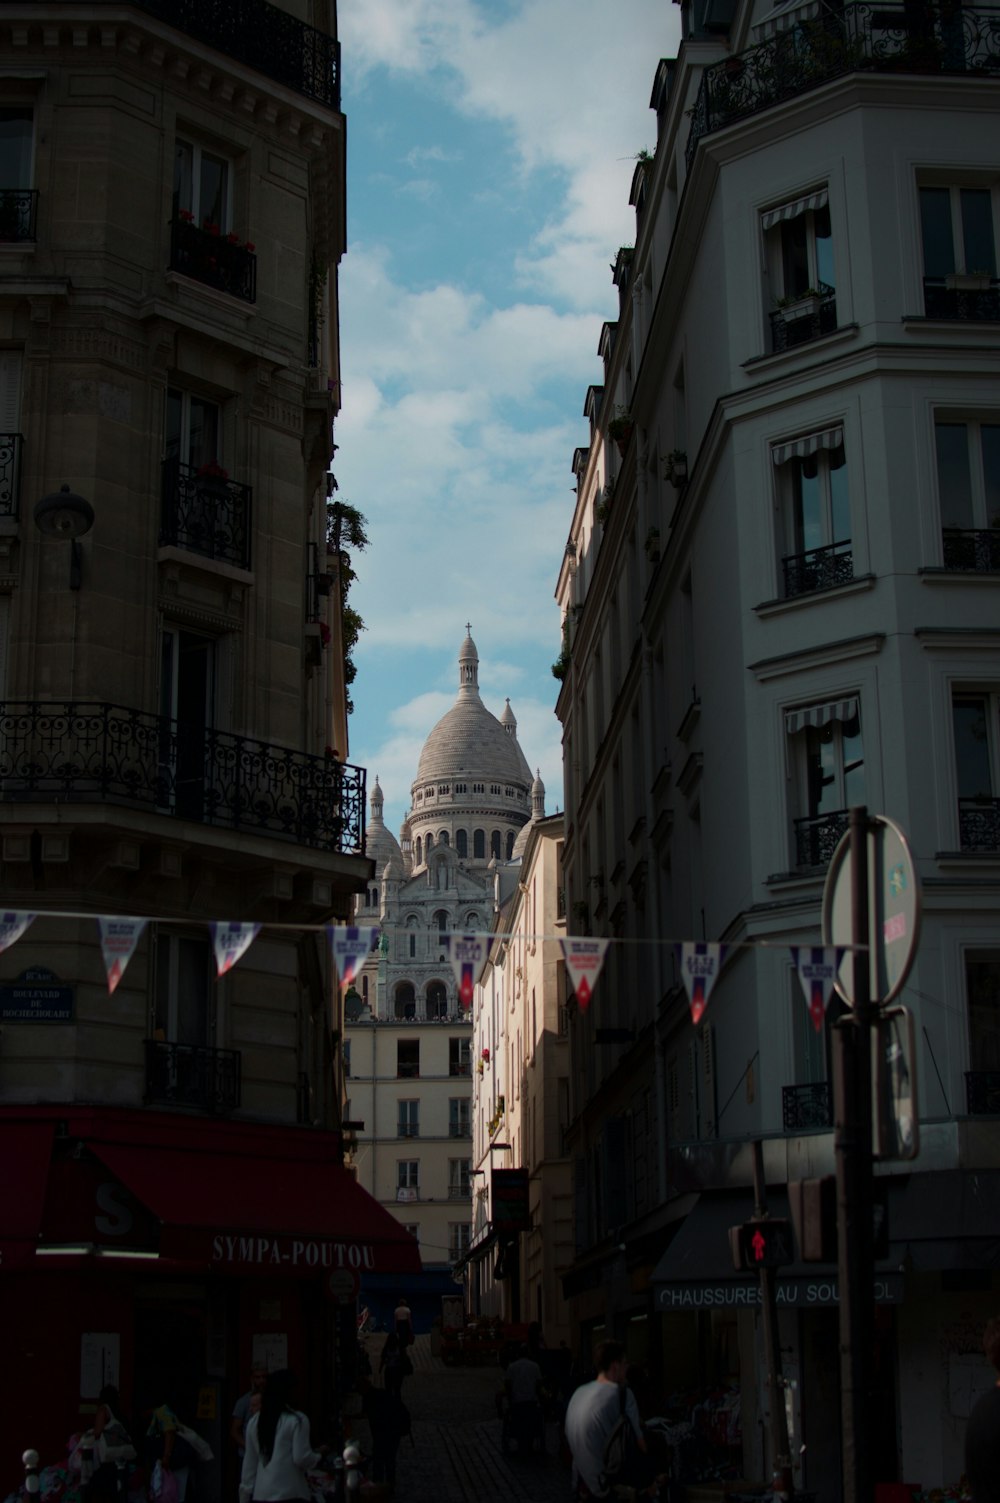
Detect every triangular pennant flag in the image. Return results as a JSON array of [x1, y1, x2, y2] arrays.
[[329, 925, 379, 987], [210, 921, 261, 977], [560, 938, 610, 1012], [98, 917, 147, 995], [677, 941, 728, 1025], [0, 911, 35, 954], [444, 933, 495, 1011], [790, 945, 845, 1034]]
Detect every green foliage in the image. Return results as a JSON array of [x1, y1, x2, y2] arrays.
[[326, 500, 369, 715]]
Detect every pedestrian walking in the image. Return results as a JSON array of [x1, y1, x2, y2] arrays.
[[965, 1316, 1000, 1503], [393, 1295, 413, 1348], [239, 1369, 330, 1503], [230, 1364, 267, 1467], [360, 1375, 409, 1495], [379, 1332, 413, 1394], [563, 1340, 652, 1500]]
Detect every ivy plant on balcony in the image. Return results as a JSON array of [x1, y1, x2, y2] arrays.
[[326, 500, 369, 715]]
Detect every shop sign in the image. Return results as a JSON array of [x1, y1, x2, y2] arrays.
[[204, 1233, 377, 1272], [656, 1273, 902, 1310], [0, 967, 74, 1021], [492, 1168, 530, 1231]]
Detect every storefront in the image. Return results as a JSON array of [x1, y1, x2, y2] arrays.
[[1, 1106, 421, 1493]]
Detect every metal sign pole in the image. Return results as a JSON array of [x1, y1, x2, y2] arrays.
[[833, 805, 876, 1503], [751, 1140, 793, 1499]]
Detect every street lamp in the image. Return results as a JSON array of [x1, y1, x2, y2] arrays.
[[33, 483, 95, 590]]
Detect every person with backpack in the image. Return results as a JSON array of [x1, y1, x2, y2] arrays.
[[563, 1340, 653, 1500]]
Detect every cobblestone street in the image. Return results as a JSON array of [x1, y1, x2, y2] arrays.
[[355, 1335, 573, 1503]]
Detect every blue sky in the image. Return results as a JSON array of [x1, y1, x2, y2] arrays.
[[335, 0, 678, 837]]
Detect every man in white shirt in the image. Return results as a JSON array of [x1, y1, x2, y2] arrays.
[[564, 1340, 648, 1499]]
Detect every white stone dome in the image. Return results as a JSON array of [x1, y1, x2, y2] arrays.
[[414, 632, 531, 790], [366, 776, 404, 874]]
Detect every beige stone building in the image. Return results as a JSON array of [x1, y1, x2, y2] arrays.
[[0, 0, 417, 1484]]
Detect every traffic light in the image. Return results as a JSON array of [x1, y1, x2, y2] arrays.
[[788, 1176, 837, 1262], [728, 1217, 794, 1271]]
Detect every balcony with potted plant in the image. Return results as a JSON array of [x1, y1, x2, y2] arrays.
[[663, 449, 688, 487], [607, 407, 635, 457], [169, 212, 257, 303], [770, 282, 837, 350], [160, 457, 252, 569]]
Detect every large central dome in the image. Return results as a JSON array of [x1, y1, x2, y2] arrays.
[[414, 631, 532, 788]]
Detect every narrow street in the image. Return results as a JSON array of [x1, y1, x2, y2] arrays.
[[356, 1335, 573, 1503]]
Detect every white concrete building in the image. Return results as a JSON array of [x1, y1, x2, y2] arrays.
[[555, 4, 1000, 1495], [345, 630, 544, 1325]]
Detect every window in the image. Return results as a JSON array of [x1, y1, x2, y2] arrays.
[[920, 185, 998, 320], [439, 830, 450, 846], [148, 931, 233, 1112], [966, 956, 1000, 1112], [473, 829, 486, 859], [174, 138, 231, 233], [773, 428, 851, 597], [449, 1098, 471, 1137], [786, 698, 864, 867], [396, 1039, 419, 1078], [397, 1100, 419, 1138], [404, 1224, 420, 1241], [449, 1222, 471, 1259], [159, 627, 217, 820], [343, 1040, 351, 1077], [0, 351, 22, 520], [763, 189, 837, 350], [0, 108, 35, 241], [448, 1159, 471, 1198], [936, 419, 1000, 570], [409, 933, 416, 958], [449, 1037, 471, 1076], [415, 837, 422, 864], [456, 829, 468, 858], [394, 981, 416, 1020], [505, 831, 515, 859], [427, 981, 447, 1020], [165, 388, 221, 471], [155, 931, 212, 1044], [953, 694, 1000, 851], [490, 830, 501, 859], [396, 1161, 419, 1201]]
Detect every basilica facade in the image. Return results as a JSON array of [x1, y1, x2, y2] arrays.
[[344, 631, 544, 1319]]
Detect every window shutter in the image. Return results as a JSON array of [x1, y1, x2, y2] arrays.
[[0, 353, 23, 433]]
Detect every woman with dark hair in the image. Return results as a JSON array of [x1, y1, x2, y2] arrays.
[[239, 1370, 328, 1503]]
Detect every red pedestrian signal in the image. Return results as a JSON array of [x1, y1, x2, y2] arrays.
[[729, 1218, 794, 1271]]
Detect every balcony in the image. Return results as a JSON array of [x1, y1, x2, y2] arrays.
[[160, 459, 251, 570], [397, 1124, 420, 1138], [145, 1038, 241, 1114], [0, 433, 22, 518], [449, 1062, 472, 1077], [686, 3, 1000, 168], [448, 1184, 471, 1200], [783, 1081, 833, 1131], [0, 190, 37, 244], [0, 700, 365, 853], [942, 527, 1000, 573], [794, 807, 850, 868], [449, 1124, 472, 1138], [169, 218, 257, 304], [770, 283, 838, 351], [924, 278, 1000, 322], [966, 1071, 1000, 1114], [782, 539, 853, 598], [958, 797, 1000, 852]]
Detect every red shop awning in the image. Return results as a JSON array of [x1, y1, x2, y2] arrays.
[[90, 1139, 422, 1277], [0, 1120, 55, 1269]]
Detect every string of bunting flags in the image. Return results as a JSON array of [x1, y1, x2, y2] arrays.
[[0, 910, 854, 1034]]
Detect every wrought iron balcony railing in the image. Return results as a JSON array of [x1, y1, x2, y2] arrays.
[[145, 1038, 241, 1114], [686, 2, 1000, 168], [924, 279, 1000, 322], [169, 218, 257, 303], [966, 1070, 1000, 1114], [448, 1184, 471, 1200], [783, 1080, 833, 1131], [0, 700, 365, 853], [769, 284, 838, 351], [0, 189, 38, 243], [958, 797, 1000, 851], [942, 527, 1000, 572], [794, 807, 850, 868], [19, 0, 340, 110], [448, 1123, 472, 1138], [397, 1124, 420, 1137], [160, 458, 251, 569], [0, 433, 22, 519], [782, 538, 853, 598]]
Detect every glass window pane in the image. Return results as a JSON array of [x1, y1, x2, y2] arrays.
[[176, 936, 208, 1044], [981, 426, 1000, 526], [935, 423, 974, 530], [960, 189, 996, 276], [841, 711, 865, 806], [967, 960, 1000, 1071], [782, 216, 810, 296], [953, 697, 994, 800], [793, 456, 823, 554], [188, 397, 219, 470], [0, 109, 32, 188], [828, 445, 850, 543], [806, 723, 838, 817], [199, 152, 228, 232], [173, 140, 193, 218], [920, 188, 955, 278], [813, 205, 834, 290], [165, 388, 182, 461]]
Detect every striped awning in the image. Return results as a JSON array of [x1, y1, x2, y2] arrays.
[[753, 0, 825, 39], [772, 425, 843, 467], [785, 697, 859, 735], [761, 188, 829, 231]]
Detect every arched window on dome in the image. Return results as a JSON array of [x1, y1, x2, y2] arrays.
[[456, 829, 468, 858], [439, 830, 450, 847], [506, 831, 515, 859], [426, 980, 447, 1020], [405, 915, 419, 961], [415, 836, 422, 864], [473, 829, 485, 859], [394, 981, 416, 1020], [426, 833, 434, 852], [491, 830, 501, 859], [465, 912, 480, 929]]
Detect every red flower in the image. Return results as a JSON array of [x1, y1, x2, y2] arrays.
[[318, 622, 331, 647], [245, 242, 255, 253], [203, 220, 220, 236], [179, 209, 195, 223], [196, 461, 229, 481], [226, 232, 240, 244]]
